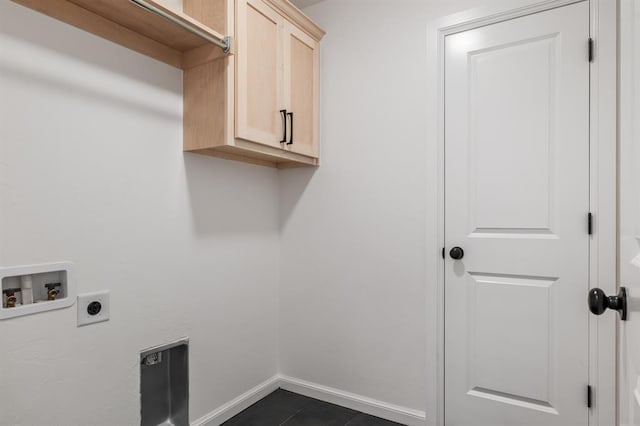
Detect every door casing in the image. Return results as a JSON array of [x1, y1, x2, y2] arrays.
[[425, 0, 617, 425]]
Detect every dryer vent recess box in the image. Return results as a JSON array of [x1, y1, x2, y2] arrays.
[[141, 340, 189, 426]]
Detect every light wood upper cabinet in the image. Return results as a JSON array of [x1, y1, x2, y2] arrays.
[[183, 0, 325, 168], [236, 0, 285, 148], [284, 22, 319, 157], [12, 0, 323, 168]]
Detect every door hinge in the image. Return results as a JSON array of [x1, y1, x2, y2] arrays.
[[442, 247, 445, 259], [588, 212, 593, 235], [588, 38, 594, 62], [587, 385, 593, 408]]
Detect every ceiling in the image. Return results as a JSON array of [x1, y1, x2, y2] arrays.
[[290, 0, 326, 9]]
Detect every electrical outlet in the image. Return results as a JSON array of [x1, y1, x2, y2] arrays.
[[77, 290, 110, 326]]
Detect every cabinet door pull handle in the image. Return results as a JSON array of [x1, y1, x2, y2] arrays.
[[287, 112, 294, 145], [280, 109, 287, 144]]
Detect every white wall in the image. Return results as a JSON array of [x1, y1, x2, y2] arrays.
[[279, 0, 547, 421], [619, 1, 640, 425], [0, 2, 279, 425]]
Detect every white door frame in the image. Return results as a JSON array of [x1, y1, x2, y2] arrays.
[[425, 0, 617, 425]]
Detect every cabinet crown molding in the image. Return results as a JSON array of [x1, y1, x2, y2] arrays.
[[264, 0, 326, 41]]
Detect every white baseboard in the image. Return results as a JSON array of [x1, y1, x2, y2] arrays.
[[191, 374, 281, 426], [192, 374, 427, 426], [279, 375, 427, 426]]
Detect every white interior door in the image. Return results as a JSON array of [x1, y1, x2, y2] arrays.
[[619, 1, 640, 424], [444, 2, 590, 425]]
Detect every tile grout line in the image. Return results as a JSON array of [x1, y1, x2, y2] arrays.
[[342, 411, 360, 426], [278, 399, 315, 425]]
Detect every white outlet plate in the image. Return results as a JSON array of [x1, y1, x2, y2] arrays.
[[77, 290, 110, 326]]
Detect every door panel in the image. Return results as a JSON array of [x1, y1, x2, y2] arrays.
[[236, 0, 284, 148], [444, 3, 589, 425], [469, 35, 556, 233], [468, 273, 557, 407], [284, 23, 319, 158]]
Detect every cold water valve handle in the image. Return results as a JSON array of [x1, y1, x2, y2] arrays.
[[588, 287, 627, 320]]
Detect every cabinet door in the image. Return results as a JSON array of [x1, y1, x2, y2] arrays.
[[236, 0, 285, 148], [284, 22, 319, 158]]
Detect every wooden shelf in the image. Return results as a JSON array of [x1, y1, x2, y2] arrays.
[[11, 0, 232, 69]]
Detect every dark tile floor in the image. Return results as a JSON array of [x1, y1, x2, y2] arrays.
[[222, 389, 404, 426]]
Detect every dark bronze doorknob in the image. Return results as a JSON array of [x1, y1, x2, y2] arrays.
[[449, 247, 464, 260], [588, 287, 627, 320]]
